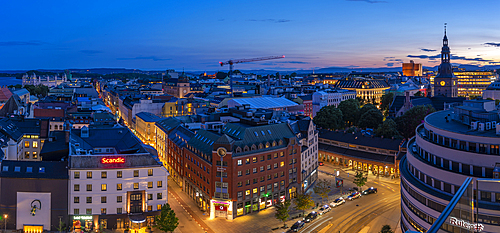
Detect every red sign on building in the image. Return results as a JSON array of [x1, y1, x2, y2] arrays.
[[101, 157, 125, 164], [215, 204, 227, 211]]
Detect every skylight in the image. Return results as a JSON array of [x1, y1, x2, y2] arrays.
[[254, 132, 258, 137], [261, 131, 265, 136], [268, 130, 272, 134]]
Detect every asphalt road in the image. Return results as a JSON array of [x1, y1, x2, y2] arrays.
[[167, 184, 207, 233], [293, 163, 401, 233]]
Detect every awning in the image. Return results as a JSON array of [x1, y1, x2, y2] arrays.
[[129, 213, 146, 223]]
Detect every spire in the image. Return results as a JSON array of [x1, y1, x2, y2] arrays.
[[443, 23, 448, 42], [441, 23, 450, 63]]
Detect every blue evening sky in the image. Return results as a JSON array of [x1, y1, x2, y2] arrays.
[[1, 0, 499, 71]]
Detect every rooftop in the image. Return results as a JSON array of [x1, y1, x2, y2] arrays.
[[319, 129, 402, 151], [425, 110, 500, 138]]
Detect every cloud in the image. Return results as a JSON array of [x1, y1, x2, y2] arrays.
[[384, 57, 395, 59], [386, 63, 394, 67], [420, 48, 437, 52], [407, 54, 441, 60], [0, 40, 44, 46], [279, 61, 310, 64], [407, 53, 493, 62], [346, 0, 387, 3], [247, 19, 291, 23], [484, 42, 500, 47], [80, 49, 103, 55], [117, 56, 171, 61]]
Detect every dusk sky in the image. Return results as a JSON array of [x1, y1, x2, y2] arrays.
[[1, 0, 500, 71]]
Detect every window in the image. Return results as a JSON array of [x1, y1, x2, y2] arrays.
[[280, 161, 284, 167], [74, 197, 79, 203], [134, 183, 139, 189], [260, 166, 264, 172], [253, 188, 257, 194], [148, 194, 153, 200], [86, 184, 92, 191], [117, 183, 122, 190], [268, 154, 272, 160], [274, 153, 278, 159], [101, 184, 107, 191], [117, 196, 122, 203], [86, 209, 92, 215], [147, 206, 152, 212], [134, 170, 139, 177], [253, 157, 257, 163], [157, 181, 163, 188], [246, 180, 250, 185], [237, 192, 242, 197], [101, 196, 107, 203], [32, 152, 38, 159], [33, 141, 38, 148], [2, 166, 7, 172], [24, 152, 30, 159], [86, 197, 92, 203], [148, 169, 153, 176], [237, 160, 242, 165], [87, 171, 92, 179], [74, 172, 80, 179], [26, 167, 32, 173], [74, 184, 80, 191], [238, 171, 242, 176], [237, 181, 242, 187], [274, 163, 278, 168], [246, 158, 250, 164], [74, 209, 80, 215], [101, 208, 106, 215], [260, 155, 265, 161], [39, 167, 45, 173], [267, 165, 271, 170], [117, 208, 122, 214], [245, 190, 250, 196], [253, 168, 257, 173], [157, 193, 163, 199], [117, 171, 122, 178], [148, 182, 153, 188], [246, 169, 250, 175], [25, 141, 30, 148]]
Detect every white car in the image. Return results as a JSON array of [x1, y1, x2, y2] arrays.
[[330, 197, 346, 207], [318, 205, 331, 215]]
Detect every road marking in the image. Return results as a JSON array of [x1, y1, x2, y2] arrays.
[[303, 216, 332, 233]]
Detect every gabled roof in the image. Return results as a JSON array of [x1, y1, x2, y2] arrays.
[[187, 130, 220, 159], [155, 117, 182, 133], [71, 126, 147, 154], [0, 87, 12, 101], [136, 112, 163, 122]]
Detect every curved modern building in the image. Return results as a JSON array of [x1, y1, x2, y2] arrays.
[[401, 99, 500, 233]]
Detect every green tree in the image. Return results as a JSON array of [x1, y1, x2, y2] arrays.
[[375, 119, 400, 139], [313, 179, 332, 205], [358, 109, 383, 129], [353, 171, 367, 190], [56, 218, 66, 232], [395, 105, 436, 139], [291, 72, 297, 77], [275, 198, 291, 228], [338, 98, 360, 126], [380, 225, 394, 233], [216, 71, 227, 79], [356, 97, 366, 106], [154, 203, 179, 233], [313, 105, 343, 130], [293, 193, 315, 217], [357, 104, 378, 122], [24, 84, 49, 97], [380, 93, 394, 111]]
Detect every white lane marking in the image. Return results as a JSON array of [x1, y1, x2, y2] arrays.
[[304, 216, 333, 233]]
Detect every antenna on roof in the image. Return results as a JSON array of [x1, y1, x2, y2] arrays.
[[444, 23, 447, 36]]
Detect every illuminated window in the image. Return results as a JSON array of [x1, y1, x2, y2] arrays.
[[117, 196, 122, 203], [33, 141, 38, 148], [133, 183, 139, 189], [74, 172, 80, 179], [117, 183, 122, 190], [148, 194, 153, 200], [253, 157, 257, 163], [134, 170, 139, 177], [32, 152, 38, 159], [24, 152, 30, 159], [74, 184, 80, 191], [148, 169, 153, 176], [87, 172, 92, 179], [237, 160, 242, 165], [101, 171, 107, 179], [25, 141, 30, 148], [147, 206, 152, 212], [117, 171, 122, 178], [117, 208, 122, 214], [101, 208, 106, 215], [148, 182, 153, 189], [157, 205, 162, 211], [101, 196, 107, 203], [101, 184, 107, 191], [253, 188, 257, 194], [74, 197, 79, 203], [245, 190, 250, 196], [157, 181, 162, 188], [86, 184, 92, 191], [157, 193, 162, 199], [280, 161, 284, 167]]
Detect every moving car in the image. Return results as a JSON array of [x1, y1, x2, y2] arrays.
[[330, 197, 346, 207], [362, 187, 378, 195], [291, 221, 305, 232], [318, 205, 331, 215], [304, 211, 318, 223], [347, 191, 361, 200]]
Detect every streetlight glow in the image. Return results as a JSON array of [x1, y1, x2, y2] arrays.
[[3, 214, 6, 218]]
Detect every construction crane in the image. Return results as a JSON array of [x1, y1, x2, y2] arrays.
[[220, 55, 285, 97]]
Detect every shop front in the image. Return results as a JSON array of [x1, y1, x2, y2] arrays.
[[72, 215, 94, 232], [210, 199, 233, 220]]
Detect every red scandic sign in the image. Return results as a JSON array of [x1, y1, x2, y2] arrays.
[[101, 157, 125, 164], [215, 204, 227, 211]]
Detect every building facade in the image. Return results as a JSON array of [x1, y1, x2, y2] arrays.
[[401, 99, 500, 233], [403, 60, 423, 77], [312, 89, 356, 117], [433, 30, 458, 98]]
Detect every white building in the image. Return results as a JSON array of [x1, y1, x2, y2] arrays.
[[482, 81, 500, 101], [402, 99, 500, 233], [22, 73, 67, 87], [291, 118, 319, 191], [312, 89, 356, 117], [68, 126, 168, 231]]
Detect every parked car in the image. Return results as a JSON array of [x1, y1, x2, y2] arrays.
[[291, 220, 305, 232], [347, 191, 361, 200], [304, 211, 318, 223], [319, 162, 324, 166], [330, 197, 346, 207], [362, 187, 378, 195], [318, 205, 331, 215]]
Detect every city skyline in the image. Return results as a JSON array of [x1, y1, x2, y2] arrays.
[[1, 0, 500, 71]]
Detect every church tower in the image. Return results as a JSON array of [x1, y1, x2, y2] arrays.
[[434, 24, 458, 97]]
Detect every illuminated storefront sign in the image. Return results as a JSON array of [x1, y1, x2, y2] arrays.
[[449, 217, 484, 232], [101, 157, 125, 164], [73, 215, 93, 220], [215, 204, 227, 211]]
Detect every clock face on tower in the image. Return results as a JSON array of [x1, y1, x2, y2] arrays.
[[440, 81, 445, 86], [183, 89, 187, 93]]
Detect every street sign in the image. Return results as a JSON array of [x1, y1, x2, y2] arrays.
[[335, 177, 343, 188], [217, 167, 226, 172]]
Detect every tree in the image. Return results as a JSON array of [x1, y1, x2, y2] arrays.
[[313, 179, 332, 205], [357, 104, 378, 123], [353, 171, 367, 190], [356, 97, 366, 106], [380, 225, 394, 233], [293, 193, 315, 217], [56, 218, 66, 232], [275, 198, 291, 228], [313, 105, 343, 130], [154, 203, 179, 233], [291, 72, 297, 77], [216, 71, 227, 79], [24, 84, 49, 97], [338, 98, 360, 126], [380, 93, 394, 112], [375, 119, 400, 139], [395, 105, 436, 139], [358, 109, 383, 129]]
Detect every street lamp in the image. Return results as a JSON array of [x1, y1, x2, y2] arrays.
[[4, 214, 7, 233]]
